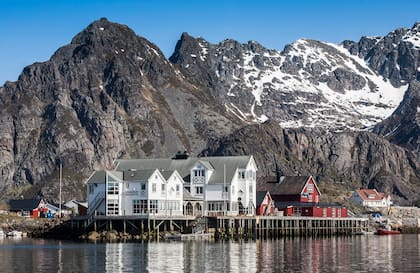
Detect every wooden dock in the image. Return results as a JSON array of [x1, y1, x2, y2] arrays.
[[213, 216, 369, 239], [69, 215, 369, 240]]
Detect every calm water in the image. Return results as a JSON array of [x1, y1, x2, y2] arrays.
[[0, 235, 419, 272]]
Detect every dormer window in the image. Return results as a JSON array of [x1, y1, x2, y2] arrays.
[[238, 170, 246, 179], [194, 169, 205, 177]]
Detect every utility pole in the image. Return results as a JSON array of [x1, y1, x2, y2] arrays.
[[223, 164, 226, 216], [59, 161, 62, 218]]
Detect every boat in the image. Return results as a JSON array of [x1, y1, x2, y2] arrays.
[[375, 228, 401, 235], [6, 230, 23, 237]]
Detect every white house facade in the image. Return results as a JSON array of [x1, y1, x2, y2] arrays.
[[87, 169, 184, 217], [86, 155, 257, 217], [350, 189, 392, 209]]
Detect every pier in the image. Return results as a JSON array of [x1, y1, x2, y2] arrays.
[[213, 216, 369, 239], [69, 215, 369, 240]]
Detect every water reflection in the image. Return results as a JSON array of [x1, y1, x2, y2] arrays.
[[0, 236, 420, 272]]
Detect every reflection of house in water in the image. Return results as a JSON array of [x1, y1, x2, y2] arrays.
[[147, 243, 184, 272]]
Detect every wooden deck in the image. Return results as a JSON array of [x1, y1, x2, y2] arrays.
[[69, 215, 369, 239]]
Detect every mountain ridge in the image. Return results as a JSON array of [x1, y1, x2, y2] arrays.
[[0, 18, 418, 204]]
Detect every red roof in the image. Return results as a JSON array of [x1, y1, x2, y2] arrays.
[[356, 189, 386, 201]]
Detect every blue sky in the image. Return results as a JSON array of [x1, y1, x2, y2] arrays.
[[1, 0, 419, 84]]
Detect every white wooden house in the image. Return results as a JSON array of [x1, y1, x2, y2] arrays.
[[113, 155, 257, 217], [86, 155, 257, 217], [86, 169, 184, 217]]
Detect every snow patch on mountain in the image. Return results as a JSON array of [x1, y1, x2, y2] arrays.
[[223, 38, 407, 129]]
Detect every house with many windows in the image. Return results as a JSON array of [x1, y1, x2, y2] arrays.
[[87, 169, 184, 217], [86, 155, 257, 217]]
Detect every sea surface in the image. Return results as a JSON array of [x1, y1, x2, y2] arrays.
[[0, 235, 419, 273]]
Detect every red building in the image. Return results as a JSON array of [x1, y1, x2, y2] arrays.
[[277, 202, 348, 217], [258, 175, 348, 218], [9, 198, 48, 218], [259, 176, 321, 203], [256, 191, 276, 216]]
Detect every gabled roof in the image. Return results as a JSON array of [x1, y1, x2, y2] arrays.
[[258, 176, 317, 195], [115, 155, 254, 185], [256, 191, 271, 206], [9, 199, 44, 211], [355, 189, 387, 201]]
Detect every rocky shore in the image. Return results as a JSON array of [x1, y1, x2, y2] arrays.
[[0, 213, 63, 237]]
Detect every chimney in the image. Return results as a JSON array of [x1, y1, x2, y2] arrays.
[[172, 151, 189, 160]]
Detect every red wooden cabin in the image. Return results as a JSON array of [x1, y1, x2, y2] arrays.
[[258, 176, 321, 203]]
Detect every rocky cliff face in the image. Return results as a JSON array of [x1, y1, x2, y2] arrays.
[[372, 80, 420, 157], [0, 18, 419, 204], [0, 18, 242, 200], [201, 121, 420, 205], [342, 22, 420, 87]]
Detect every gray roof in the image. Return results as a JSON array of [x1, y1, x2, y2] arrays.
[[123, 169, 156, 181], [256, 191, 270, 206], [9, 199, 43, 211], [86, 171, 106, 184], [115, 156, 253, 185], [258, 176, 313, 195]]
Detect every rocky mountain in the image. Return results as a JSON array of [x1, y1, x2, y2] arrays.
[[0, 18, 243, 200], [170, 23, 419, 130], [372, 80, 420, 156], [0, 18, 419, 204], [201, 121, 420, 205]]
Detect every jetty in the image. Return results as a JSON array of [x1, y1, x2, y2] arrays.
[[68, 215, 369, 240]]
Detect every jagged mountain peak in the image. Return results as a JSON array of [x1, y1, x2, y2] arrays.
[[170, 32, 408, 129], [1, 19, 419, 204]]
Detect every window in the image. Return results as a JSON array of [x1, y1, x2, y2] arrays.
[[307, 184, 314, 193], [133, 200, 140, 214], [149, 200, 158, 213], [107, 199, 119, 215], [88, 184, 94, 194], [161, 184, 166, 192], [140, 200, 147, 214], [194, 169, 205, 177], [196, 186, 203, 195], [126, 183, 130, 189], [107, 181, 119, 195], [238, 170, 246, 179], [176, 184, 180, 192], [141, 183, 146, 191], [224, 186, 229, 192], [249, 185, 253, 193], [152, 183, 157, 193]]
